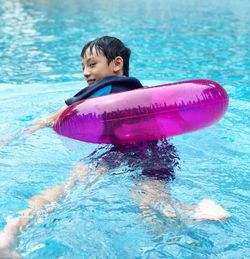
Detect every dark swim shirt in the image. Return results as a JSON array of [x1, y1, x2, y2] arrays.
[[83, 139, 178, 181], [65, 76, 143, 106]]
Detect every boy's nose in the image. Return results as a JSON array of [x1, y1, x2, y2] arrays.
[[83, 68, 91, 78]]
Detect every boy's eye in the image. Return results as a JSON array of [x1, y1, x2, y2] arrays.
[[89, 63, 96, 68]]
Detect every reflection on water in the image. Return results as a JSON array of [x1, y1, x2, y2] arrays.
[[0, 0, 249, 101]]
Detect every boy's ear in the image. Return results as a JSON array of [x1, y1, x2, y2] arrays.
[[113, 56, 124, 73]]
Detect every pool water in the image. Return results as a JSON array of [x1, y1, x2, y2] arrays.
[[0, 0, 250, 258]]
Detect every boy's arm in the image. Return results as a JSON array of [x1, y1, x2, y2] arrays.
[[0, 106, 68, 147], [28, 105, 67, 134]]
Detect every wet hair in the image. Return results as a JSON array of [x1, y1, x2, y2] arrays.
[[81, 36, 131, 76]]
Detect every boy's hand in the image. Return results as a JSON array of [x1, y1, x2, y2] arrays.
[[26, 106, 66, 135], [27, 118, 53, 134], [32, 118, 53, 126]]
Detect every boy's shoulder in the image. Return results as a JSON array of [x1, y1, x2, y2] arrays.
[[65, 76, 143, 106]]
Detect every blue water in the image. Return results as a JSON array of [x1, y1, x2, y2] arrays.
[[0, 0, 250, 258]]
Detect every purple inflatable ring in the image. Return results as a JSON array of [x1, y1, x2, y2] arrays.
[[53, 79, 229, 144]]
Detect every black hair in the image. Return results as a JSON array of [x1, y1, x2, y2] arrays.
[[81, 36, 131, 76]]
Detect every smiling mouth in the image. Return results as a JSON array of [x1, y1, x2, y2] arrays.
[[87, 79, 95, 85]]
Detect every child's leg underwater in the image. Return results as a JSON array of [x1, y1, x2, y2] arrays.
[[131, 178, 229, 222], [0, 161, 107, 258]]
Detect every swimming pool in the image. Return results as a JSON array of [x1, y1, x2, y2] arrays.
[[0, 0, 249, 257]]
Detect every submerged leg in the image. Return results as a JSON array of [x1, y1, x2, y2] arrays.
[[131, 179, 180, 223], [0, 161, 107, 258], [0, 217, 28, 259], [132, 178, 229, 223]]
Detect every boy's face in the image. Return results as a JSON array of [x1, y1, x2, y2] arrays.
[[82, 47, 122, 85]]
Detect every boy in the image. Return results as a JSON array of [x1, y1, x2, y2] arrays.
[[0, 36, 228, 257], [29, 36, 143, 133]]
